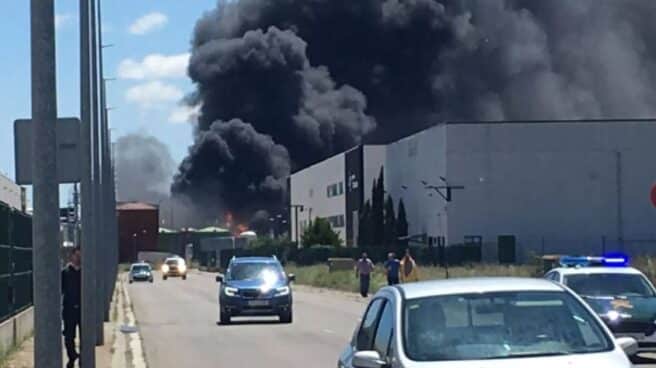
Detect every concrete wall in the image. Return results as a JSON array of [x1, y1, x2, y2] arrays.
[[0, 307, 33, 357], [445, 121, 656, 260], [0, 174, 21, 210], [290, 153, 347, 244], [386, 125, 448, 240]]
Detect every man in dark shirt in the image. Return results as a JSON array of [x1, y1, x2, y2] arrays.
[[355, 253, 375, 297], [383, 252, 400, 285], [62, 246, 81, 368]]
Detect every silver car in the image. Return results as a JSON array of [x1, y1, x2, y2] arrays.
[[338, 277, 637, 368]]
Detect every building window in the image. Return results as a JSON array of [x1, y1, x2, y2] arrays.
[[327, 183, 344, 198], [325, 214, 345, 228]]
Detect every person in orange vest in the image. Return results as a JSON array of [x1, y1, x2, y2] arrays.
[[400, 248, 420, 283]]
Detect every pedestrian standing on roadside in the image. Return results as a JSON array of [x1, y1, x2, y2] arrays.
[[355, 252, 375, 297], [62, 246, 81, 368], [383, 252, 400, 285], [400, 248, 420, 283]]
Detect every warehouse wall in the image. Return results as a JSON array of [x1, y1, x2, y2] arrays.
[[290, 152, 347, 244], [386, 125, 448, 241], [445, 121, 656, 260], [118, 208, 159, 262]]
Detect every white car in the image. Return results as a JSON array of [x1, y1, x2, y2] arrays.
[[161, 256, 187, 280], [545, 256, 656, 352], [338, 277, 636, 368]]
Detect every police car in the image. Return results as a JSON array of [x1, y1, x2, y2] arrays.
[[545, 254, 656, 353]]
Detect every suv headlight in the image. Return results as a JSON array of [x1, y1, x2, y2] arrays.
[[178, 264, 187, 273], [224, 287, 239, 297], [162, 264, 169, 273], [274, 286, 290, 296]]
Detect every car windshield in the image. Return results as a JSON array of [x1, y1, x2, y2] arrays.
[[403, 291, 612, 362], [227, 262, 284, 282], [565, 273, 655, 297], [132, 265, 150, 272], [166, 259, 182, 266]]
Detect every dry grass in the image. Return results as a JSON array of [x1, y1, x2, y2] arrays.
[[286, 263, 538, 294], [286, 256, 656, 294]]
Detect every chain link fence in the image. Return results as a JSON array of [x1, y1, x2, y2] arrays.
[[0, 202, 33, 322]]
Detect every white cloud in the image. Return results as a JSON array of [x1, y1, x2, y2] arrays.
[[117, 53, 190, 80], [128, 12, 168, 35], [125, 81, 183, 109], [168, 104, 201, 124], [55, 14, 74, 30]]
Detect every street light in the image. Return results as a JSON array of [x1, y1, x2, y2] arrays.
[[421, 178, 464, 279]]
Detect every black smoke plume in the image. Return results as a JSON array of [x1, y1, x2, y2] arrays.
[[173, 0, 656, 222]]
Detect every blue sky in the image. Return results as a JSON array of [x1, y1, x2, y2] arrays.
[[0, 0, 216, 204]]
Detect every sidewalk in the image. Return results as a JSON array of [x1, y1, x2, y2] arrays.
[[2, 322, 113, 368], [2, 277, 144, 368]]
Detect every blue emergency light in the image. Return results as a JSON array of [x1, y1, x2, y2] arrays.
[[601, 252, 630, 267], [559, 253, 629, 268]]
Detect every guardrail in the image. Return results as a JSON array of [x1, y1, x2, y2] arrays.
[[0, 202, 33, 322]]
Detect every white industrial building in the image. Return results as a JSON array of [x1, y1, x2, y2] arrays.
[[289, 119, 656, 260], [290, 145, 385, 245], [0, 173, 23, 210]]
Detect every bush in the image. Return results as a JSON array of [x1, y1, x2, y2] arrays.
[[301, 218, 342, 247]]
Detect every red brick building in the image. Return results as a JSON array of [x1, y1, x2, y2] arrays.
[[117, 202, 159, 263]]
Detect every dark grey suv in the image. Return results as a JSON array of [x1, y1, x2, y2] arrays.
[[216, 256, 295, 324]]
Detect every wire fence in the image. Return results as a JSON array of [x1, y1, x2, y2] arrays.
[[0, 202, 33, 322]]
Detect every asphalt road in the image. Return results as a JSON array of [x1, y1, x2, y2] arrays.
[[128, 271, 656, 367], [128, 270, 366, 367]]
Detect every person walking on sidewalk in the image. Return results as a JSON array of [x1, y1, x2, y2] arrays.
[[383, 252, 400, 285], [400, 248, 420, 283], [355, 252, 375, 297], [62, 246, 81, 368]]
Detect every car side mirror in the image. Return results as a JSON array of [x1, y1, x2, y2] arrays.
[[215, 274, 223, 283], [616, 336, 638, 356], [352, 351, 386, 368], [288, 273, 296, 282]]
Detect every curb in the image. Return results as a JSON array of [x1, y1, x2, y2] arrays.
[[112, 276, 147, 368]]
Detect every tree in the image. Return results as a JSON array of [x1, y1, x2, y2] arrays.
[[301, 217, 342, 247], [384, 195, 396, 247], [396, 198, 408, 248], [358, 200, 372, 246], [371, 167, 385, 246]]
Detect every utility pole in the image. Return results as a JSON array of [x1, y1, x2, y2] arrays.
[[422, 178, 464, 280], [30, 0, 62, 366], [289, 204, 304, 248], [79, 0, 97, 365], [98, 0, 113, 322], [90, 0, 105, 345]]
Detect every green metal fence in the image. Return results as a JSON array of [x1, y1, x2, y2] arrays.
[[0, 202, 33, 322]]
